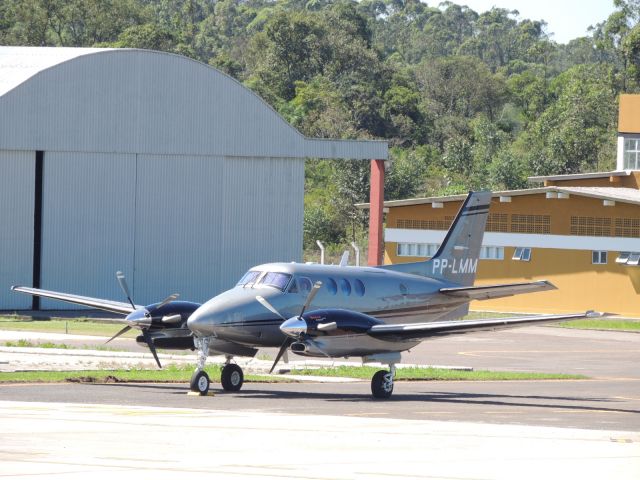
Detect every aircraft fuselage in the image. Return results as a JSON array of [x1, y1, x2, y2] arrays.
[[187, 261, 469, 348]]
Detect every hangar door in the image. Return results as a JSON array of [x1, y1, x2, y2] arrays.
[[39, 152, 136, 309], [0, 150, 35, 309]]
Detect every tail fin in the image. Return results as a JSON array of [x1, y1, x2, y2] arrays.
[[381, 191, 492, 286]]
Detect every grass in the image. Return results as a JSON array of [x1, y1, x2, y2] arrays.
[[466, 311, 640, 332], [0, 364, 586, 384], [3, 339, 125, 351], [557, 318, 640, 331], [0, 364, 286, 384], [0, 317, 136, 337]]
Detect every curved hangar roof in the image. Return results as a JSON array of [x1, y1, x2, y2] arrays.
[[0, 47, 387, 160]]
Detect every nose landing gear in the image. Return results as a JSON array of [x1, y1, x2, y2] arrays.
[[190, 336, 211, 395], [190, 337, 245, 395]]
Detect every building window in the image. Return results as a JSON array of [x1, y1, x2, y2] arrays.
[[570, 216, 612, 236], [396, 218, 453, 230], [511, 214, 550, 234], [614, 218, 640, 238], [624, 138, 640, 170], [512, 247, 532, 261], [480, 246, 504, 260], [397, 243, 439, 257], [486, 213, 508, 232], [618, 252, 640, 266], [592, 251, 607, 264]]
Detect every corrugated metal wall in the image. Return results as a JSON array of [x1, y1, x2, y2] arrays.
[[39, 152, 136, 309], [33, 152, 303, 309], [0, 150, 34, 309], [133, 155, 304, 305]]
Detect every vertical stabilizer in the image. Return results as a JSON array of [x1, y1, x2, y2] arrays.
[[380, 191, 492, 286]]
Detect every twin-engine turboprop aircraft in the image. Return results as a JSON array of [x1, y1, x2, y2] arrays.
[[12, 191, 604, 398]]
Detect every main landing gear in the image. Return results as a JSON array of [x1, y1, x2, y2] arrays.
[[189, 337, 245, 395], [371, 364, 396, 399]]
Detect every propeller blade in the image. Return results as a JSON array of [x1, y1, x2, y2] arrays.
[[141, 328, 162, 368], [116, 271, 136, 310], [147, 294, 180, 315], [256, 296, 287, 321], [269, 337, 293, 374], [299, 281, 323, 317], [105, 325, 132, 344]]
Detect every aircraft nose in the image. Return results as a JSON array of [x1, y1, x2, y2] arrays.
[[280, 317, 307, 337], [187, 307, 212, 335]]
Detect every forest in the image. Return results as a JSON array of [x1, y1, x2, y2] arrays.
[[2, 0, 640, 258]]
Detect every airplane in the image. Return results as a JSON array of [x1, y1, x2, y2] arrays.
[[12, 191, 605, 398]]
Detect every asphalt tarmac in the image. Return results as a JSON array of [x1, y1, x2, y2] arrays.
[[1, 325, 639, 430], [1, 324, 639, 479]]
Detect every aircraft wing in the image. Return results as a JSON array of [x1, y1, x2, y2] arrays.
[[367, 311, 604, 342], [11, 286, 139, 315], [439, 280, 556, 300]]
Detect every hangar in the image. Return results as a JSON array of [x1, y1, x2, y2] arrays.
[[0, 46, 387, 310]]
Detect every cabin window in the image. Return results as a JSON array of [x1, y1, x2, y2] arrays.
[[326, 278, 338, 295], [340, 278, 351, 296], [354, 279, 365, 296], [592, 251, 607, 265], [298, 277, 312, 293]]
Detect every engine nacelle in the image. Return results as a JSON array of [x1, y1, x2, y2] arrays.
[[301, 309, 383, 336]]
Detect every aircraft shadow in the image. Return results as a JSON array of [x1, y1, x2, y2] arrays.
[[84, 382, 640, 416]]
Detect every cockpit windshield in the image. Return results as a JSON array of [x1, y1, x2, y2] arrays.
[[236, 270, 292, 291], [258, 272, 292, 291], [236, 270, 261, 286]]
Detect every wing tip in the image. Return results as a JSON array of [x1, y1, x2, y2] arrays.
[[585, 310, 617, 318]]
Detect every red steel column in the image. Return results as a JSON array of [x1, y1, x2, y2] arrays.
[[368, 159, 385, 266]]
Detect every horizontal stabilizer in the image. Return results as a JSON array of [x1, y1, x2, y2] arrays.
[[11, 286, 139, 315], [439, 280, 556, 300], [368, 311, 606, 342]]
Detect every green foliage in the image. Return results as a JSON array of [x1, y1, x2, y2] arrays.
[[0, 0, 631, 251]]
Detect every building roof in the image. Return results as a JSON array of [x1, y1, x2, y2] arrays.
[[356, 186, 640, 209], [0, 47, 387, 160], [527, 171, 631, 183]]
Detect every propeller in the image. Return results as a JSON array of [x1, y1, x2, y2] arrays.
[[256, 281, 323, 373], [116, 271, 135, 310], [111, 271, 180, 368]]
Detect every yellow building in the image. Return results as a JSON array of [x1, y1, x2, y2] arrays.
[[381, 96, 640, 317]]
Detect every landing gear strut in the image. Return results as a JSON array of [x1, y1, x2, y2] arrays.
[[371, 364, 396, 399], [190, 336, 211, 395]]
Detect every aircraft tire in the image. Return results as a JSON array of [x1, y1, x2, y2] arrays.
[[190, 370, 210, 395], [221, 364, 244, 392], [371, 370, 393, 399]]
